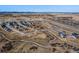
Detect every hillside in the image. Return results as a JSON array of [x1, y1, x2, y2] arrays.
[[0, 13, 79, 53]]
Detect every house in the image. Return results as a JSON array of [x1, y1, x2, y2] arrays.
[[66, 33, 79, 39], [20, 20, 31, 27], [71, 33, 79, 39], [58, 31, 66, 38], [1, 22, 12, 32]]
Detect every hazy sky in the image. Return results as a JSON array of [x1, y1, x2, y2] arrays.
[[0, 5, 79, 12]]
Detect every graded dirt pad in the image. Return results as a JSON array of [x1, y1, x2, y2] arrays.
[[0, 13, 79, 53]]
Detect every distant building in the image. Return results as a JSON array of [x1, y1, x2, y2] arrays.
[[66, 33, 79, 39], [58, 31, 66, 38], [71, 33, 79, 39]]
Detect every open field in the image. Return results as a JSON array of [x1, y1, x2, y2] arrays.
[[0, 13, 79, 53]]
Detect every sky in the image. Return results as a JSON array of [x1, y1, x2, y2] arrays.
[[0, 5, 79, 12]]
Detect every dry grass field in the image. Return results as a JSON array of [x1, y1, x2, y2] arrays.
[[0, 13, 79, 53]]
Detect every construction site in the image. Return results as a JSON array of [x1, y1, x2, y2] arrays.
[[0, 13, 79, 53]]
